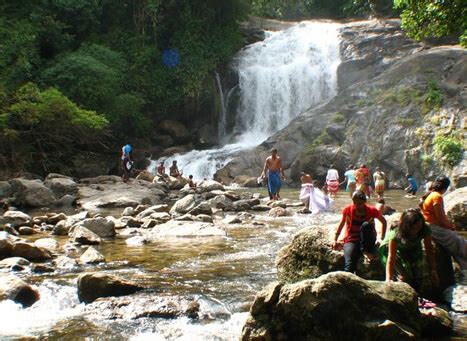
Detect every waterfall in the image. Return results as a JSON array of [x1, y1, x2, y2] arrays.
[[148, 22, 341, 180], [215, 72, 227, 142], [232, 22, 341, 145]]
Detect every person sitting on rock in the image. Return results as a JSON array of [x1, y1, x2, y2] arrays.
[[333, 190, 387, 273], [157, 161, 167, 176], [188, 175, 196, 188], [169, 160, 182, 178], [379, 208, 437, 293], [420, 175, 466, 270]]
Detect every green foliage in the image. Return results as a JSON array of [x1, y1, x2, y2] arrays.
[[332, 112, 346, 123], [0, 82, 108, 173], [425, 80, 443, 108], [395, 118, 416, 127], [394, 0, 466, 44], [433, 134, 464, 168]]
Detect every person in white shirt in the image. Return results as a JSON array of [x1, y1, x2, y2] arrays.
[[326, 165, 340, 198]]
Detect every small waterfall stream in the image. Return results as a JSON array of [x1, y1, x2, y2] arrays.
[[149, 22, 341, 180]]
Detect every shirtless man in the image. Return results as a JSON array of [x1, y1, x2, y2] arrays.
[[260, 149, 285, 200], [169, 160, 182, 178]]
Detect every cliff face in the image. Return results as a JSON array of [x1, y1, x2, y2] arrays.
[[216, 19, 466, 188]]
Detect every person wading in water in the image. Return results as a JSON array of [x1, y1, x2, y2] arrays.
[[260, 148, 285, 201]]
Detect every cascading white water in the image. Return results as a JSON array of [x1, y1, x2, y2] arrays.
[[148, 22, 341, 180], [233, 22, 341, 145]]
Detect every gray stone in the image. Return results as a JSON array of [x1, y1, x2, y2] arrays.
[[0, 274, 40, 307], [0, 210, 32, 228], [80, 246, 105, 264], [77, 272, 143, 303], [12, 242, 53, 262], [197, 180, 224, 192], [242, 272, 420, 341], [70, 226, 102, 245], [170, 194, 197, 214], [148, 221, 226, 238], [9, 178, 56, 207], [34, 238, 60, 252], [18, 226, 34, 235], [0, 257, 30, 269], [76, 217, 116, 238], [0, 231, 14, 259], [44, 176, 78, 199], [444, 187, 466, 230], [122, 207, 135, 216]]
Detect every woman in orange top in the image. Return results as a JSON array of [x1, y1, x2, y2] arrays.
[[420, 175, 466, 269]]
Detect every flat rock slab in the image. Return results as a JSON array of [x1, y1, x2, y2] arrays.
[[148, 221, 226, 238], [77, 181, 165, 211]]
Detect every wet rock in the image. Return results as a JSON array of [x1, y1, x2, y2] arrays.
[[170, 194, 197, 214], [70, 226, 102, 245], [18, 226, 34, 235], [0, 274, 40, 307], [53, 255, 79, 270], [77, 272, 143, 303], [9, 178, 56, 207], [251, 205, 271, 212], [3, 224, 19, 236], [174, 214, 195, 222], [0, 210, 32, 228], [0, 257, 30, 269], [276, 226, 383, 283], [75, 217, 116, 238], [149, 221, 226, 238], [197, 180, 224, 192], [121, 217, 142, 228], [223, 215, 242, 224], [126, 236, 149, 246], [31, 263, 55, 273], [34, 238, 60, 253], [52, 211, 89, 236], [12, 242, 53, 262], [233, 199, 260, 211], [105, 216, 127, 229], [270, 201, 287, 208], [0, 232, 14, 259], [57, 194, 76, 206], [80, 246, 105, 264], [84, 294, 200, 320], [141, 219, 157, 229], [268, 206, 289, 217], [242, 272, 420, 341], [444, 187, 466, 230], [443, 272, 467, 313]]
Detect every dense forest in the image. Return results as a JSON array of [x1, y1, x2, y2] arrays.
[[0, 0, 465, 177]]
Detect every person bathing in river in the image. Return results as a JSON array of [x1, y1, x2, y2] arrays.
[[373, 167, 385, 200], [333, 190, 387, 273], [379, 208, 437, 295], [121, 144, 133, 183], [355, 164, 371, 198], [326, 165, 339, 198], [420, 175, 466, 269], [299, 172, 332, 214], [169, 160, 182, 178], [341, 164, 356, 198], [405, 173, 418, 197], [260, 148, 285, 201]]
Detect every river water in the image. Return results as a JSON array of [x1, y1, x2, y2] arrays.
[[0, 189, 431, 340]]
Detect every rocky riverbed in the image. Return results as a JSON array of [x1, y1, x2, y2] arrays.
[[0, 173, 465, 339]]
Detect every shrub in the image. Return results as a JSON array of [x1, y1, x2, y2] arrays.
[[433, 135, 464, 168]]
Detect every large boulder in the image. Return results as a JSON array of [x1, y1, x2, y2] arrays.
[[0, 210, 32, 228], [12, 242, 53, 262], [44, 175, 78, 199], [0, 274, 40, 307], [70, 226, 102, 245], [233, 175, 258, 188], [77, 273, 143, 303], [242, 272, 421, 341], [444, 187, 466, 230], [76, 217, 116, 238], [197, 180, 225, 192], [8, 178, 56, 207], [170, 194, 198, 214], [79, 246, 105, 264], [276, 226, 383, 283]]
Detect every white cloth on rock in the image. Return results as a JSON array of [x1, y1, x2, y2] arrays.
[[300, 184, 332, 214]]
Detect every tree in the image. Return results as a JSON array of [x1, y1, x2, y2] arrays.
[[394, 0, 466, 45]]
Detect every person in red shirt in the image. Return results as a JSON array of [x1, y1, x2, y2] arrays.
[[333, 190, 387, 273]]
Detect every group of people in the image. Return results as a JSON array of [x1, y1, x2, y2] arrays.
[[258, 148, 465, 305], [120, 144, 196, 188], [333, 175, 465, 305]]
